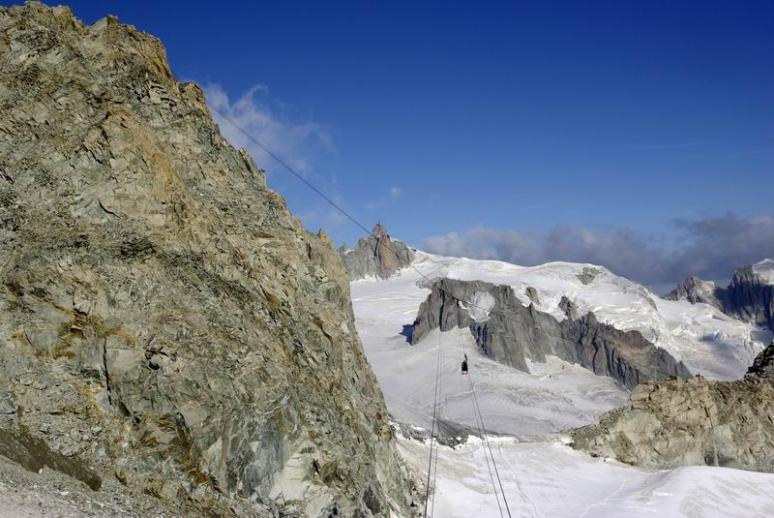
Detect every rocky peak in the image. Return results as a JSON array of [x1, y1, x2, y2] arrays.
[[372, 222, 389, 240], [340, 224, 414, 280], [0, 3, 414, 516], [723, 266, 774, 330]]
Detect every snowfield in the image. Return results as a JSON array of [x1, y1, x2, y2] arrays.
[[350, 251, 774, 518], [397, 436, 774, 518]]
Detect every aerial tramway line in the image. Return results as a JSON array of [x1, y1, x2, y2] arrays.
[[210, 103, 515, 518]]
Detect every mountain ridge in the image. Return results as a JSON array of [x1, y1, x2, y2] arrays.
[[410, 278, 691, 389]]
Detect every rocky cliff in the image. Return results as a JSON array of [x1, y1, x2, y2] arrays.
[[339, 224, 414, 280], [570, 342, 774, 472], [0, 4, 415, 516], [410, 278, 690, 389], [666, 262, 774, 332]]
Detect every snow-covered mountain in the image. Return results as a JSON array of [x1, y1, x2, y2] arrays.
[[384, 251, 769, 379], [350, 250, 774, 517]]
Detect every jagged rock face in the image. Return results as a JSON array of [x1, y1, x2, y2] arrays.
[[570, 344, 774, 473], [339, 224, 414, 280], [524, 286, 540, 305], [746, 342, 774, 380], [558, 296, 578, 320], [666, 265, 774, 332], [664, 276, 720, 306], [410, 279, 690, 389], [0, 4, 414, 517], [722, 267, 774, 331]]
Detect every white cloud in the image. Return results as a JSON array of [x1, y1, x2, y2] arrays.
[[365, 186, 403, 210], [203, 83, 333, 175], [423, 213, 774, 288], [201, 83, 354, 232]]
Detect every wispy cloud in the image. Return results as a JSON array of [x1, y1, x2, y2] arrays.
[[423, 213, 774, 288], [365, 186, 403, 210], [203, 83, 355, 231], [204, 83, 333, 175]]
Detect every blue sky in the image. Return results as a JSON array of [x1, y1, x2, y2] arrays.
[[20, 1, 774, 286]]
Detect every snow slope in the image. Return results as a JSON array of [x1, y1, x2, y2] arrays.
[[397, 436, 774, 518], [352, 267, 627, 436], [351, 251, 774, 517]]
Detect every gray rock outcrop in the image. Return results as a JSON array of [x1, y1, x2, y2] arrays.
[[666, 265, 774, 332], [721, 266, 774, 331], [570, 342, 774, 472], [558, 295, 579, 320], [410, 279, 690, 389], [525, 286, 540, 305], [665, 275, 721, 306], [339, 224, 414, 280], [0, 4, 415, 516]]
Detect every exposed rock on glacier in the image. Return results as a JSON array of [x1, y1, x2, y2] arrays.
[[0, 3, 415, 516], [570, 342, 774, 472], [339, 224, 414, 280], [525, 286, 540, 305], [665, 276, 720, 306], [666, 261, 774, 332], [558, 295, 579, 320], [410, 278, 690, 389]]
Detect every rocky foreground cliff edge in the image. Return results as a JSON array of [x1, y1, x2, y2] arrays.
[[0, 3, 417, 516], [570, 342, 774, 472]]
